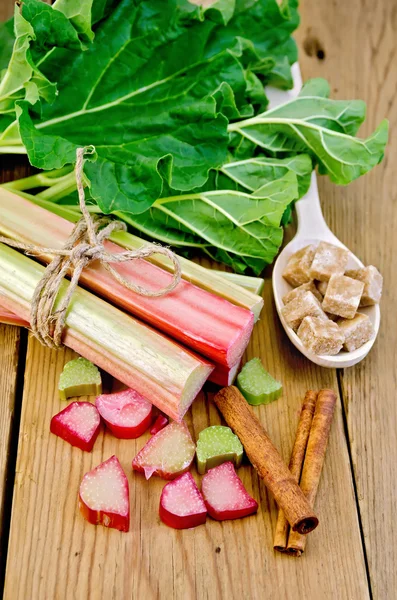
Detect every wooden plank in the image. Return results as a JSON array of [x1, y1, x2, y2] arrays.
[[4, 295, 369, 600], [295, 0, 396, 597], [0, 326, 20, 560]]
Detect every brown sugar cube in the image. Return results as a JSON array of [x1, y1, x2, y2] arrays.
[[337, 313, 374, 352], [309, 242, 349, 282], [281, 291, 327, 331], [282, 281, 323, 305], [297, 316, 344, 355], [316, 280, 328, 296], [322, 274, 364, 319], [282, 245, 316, 287], [345, 265, 383, 306]]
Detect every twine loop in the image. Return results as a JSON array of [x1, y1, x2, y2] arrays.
[[0, 146, 181, 348]]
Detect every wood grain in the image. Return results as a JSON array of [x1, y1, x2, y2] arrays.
[[4, 303, 369, 600], [0, 326, 20, 564], [296, 1, 397, 597]]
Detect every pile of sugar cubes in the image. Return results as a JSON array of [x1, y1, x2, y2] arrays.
[[281, 241, 383, 355]]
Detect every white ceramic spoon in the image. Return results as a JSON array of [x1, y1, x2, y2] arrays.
[[272, 172, 380, 368]]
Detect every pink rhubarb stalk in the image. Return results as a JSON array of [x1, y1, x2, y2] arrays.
[[79, 456, 130, 532], [0, 243, 213, 421], [50, 401, 101, 452], [159, 473, 207, 529], [96, 388, 153, 439], [0, 189, 254, 368], [0, 301, 28, 327]]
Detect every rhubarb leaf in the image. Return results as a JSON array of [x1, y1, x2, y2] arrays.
[[221, 154, 313, 197], [15, 0, 260, 214], [121, 171, 299, 273], [0, 7, 56, 114], [229, 81, 389, 184]]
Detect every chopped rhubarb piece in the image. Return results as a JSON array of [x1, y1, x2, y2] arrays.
[[237, 358, 282, 405], [159, 473, 207, 530], [132, 422, 195, 480], [50, 402, 101, 452], [150, 415, 168, 435], [79, 456, 130, 532], [196, 426, 243, 474], [96, 388, 152, 439], [59, 357, 102, 401], [201, 462, 258, 521]]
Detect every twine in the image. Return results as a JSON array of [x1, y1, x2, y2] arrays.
[[0, 146, 181, 348]]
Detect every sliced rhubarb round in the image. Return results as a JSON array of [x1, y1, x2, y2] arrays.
[[159, 473, 207, 529], [50, 401, 101, 452], [96, 388, 153, 439], [79, 455, 130, 532], [132, 421, 195, 480], [201, 461, 258, 521]]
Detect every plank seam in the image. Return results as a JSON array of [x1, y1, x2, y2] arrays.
[[0, 329, 28, 596], [337, 368, 373, 600]]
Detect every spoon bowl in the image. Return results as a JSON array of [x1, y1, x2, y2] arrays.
[[272, 173, 380, 368]]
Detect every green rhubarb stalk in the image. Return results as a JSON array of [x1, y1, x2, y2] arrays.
[[211, 271, 265, 296], [58, 357, 102, 400], [0, 242, 213, 421]]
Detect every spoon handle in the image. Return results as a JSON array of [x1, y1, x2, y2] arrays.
[[295, 173, 335, 241]]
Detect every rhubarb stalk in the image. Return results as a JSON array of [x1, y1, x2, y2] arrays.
[[0, 187, 264, 321], [0, 189, 254, 368], [0, 243, 213, 421]]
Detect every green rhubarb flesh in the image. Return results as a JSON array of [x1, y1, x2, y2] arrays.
[[58, 357, 102, 401], [196, 426, 243, 474], [237, 358, 282, 406]]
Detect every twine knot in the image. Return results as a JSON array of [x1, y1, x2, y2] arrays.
[[0, 146, 181, 349]]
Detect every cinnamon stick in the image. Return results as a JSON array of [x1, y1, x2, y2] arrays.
[[286, 389, 337, 556], [213, 386, 319, 534], [273, 390, 317, 552]]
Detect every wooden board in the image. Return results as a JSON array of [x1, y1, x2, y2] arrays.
[[1, 0, 396, 598], [4, 297, 369, 599], [0, 325, 21, 577], [295, 0, 396, 597]]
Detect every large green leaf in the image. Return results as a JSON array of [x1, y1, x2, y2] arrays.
[[0, 7, 56, 114], [221, 154, 313, 196], [229, 78, 389, 184], [15, 0, 263, 214], [119, 170, 298, 273]]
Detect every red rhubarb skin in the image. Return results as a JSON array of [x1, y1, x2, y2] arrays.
[[159, 502, 207, 530], [205, 502, 258, 522], [1, 195, 254, 367], [50, 404, 101, 452], [150, 415, 168, 435], [79, 496, 130, 532], [102, 411, 152, 439]]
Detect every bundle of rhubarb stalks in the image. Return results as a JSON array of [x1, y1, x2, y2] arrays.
[[0, 187, 264, 419]]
